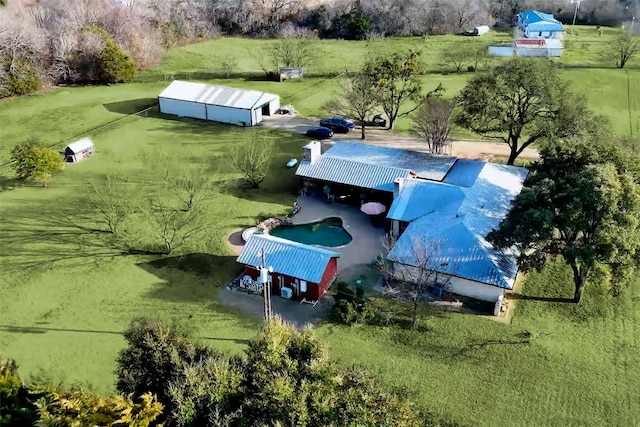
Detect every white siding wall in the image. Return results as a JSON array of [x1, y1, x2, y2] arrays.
[[159, 98, 207, 120], [524, 29, 563, 39], [253, 107, 263, 125], [448, 276, 504, 302], [268, 98, 280, 115], [205, 104, 252, 126], [392, 263, 505, 302]]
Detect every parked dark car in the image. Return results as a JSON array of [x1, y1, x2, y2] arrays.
[[353, 114, 387, 128], [319, 117, 354, 133], [305, 126, 334, 139]]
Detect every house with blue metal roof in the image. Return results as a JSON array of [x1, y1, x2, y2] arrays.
[[237, 234, 340, 302], [386, 160, 527, 303], [517, 10, 564, 39], [291, 141, 528, 306], [296, 141, 457, 205]]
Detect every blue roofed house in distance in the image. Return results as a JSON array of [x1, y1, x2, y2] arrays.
[[295, 141, 528, 313]]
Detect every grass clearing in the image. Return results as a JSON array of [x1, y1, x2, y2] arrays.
[[0, 111, 306, 394], [0, 28, 639, 424], [319, 260, 640, 426]]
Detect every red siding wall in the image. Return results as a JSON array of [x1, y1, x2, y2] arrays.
[[315, 257, 338, 300], [241, 257, 338, 301]]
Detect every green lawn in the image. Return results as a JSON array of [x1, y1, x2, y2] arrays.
[[0, 105, 306, 394], [319, 261, 640, 426], [1, 28, 639, 424]]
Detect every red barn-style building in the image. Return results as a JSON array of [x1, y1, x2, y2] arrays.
[[236, 234, 340, 302]]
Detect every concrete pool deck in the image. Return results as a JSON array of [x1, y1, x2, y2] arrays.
[[293, 196, 386, 274], [219, 196, 385, 327]]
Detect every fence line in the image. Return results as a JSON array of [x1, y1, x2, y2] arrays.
[[0, 105, 157, 175]]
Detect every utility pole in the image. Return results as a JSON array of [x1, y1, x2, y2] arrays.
[[571, 0, 581, 27], [258, 249, 272, 321]]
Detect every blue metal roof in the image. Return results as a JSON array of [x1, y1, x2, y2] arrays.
[[518, 10, 561, 25], [442, 159, 486, 187], [295, 156, 412, 191], [518, 10, 563, 32], [325, 142, 457, 181], [237, 234, 340, 283], [387, 179, 465, 222], [386, 162, 528, 288], [387, 214, 519, 289], [459, 163, 529, 220]]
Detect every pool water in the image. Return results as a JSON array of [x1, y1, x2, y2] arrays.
[[269, 217, 352, 247]]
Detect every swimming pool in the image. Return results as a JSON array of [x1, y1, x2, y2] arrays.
[[269, 217, 352, 247]]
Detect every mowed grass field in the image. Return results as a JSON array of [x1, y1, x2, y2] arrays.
[[0, 28, 639, 425], [0, 106, 307, 393]]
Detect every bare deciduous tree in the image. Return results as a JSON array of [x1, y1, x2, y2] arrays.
[[323, 73, 379, 140], [256, 36, 317, 79], [230, 134, 273, 189], [609, 32, 640, 69], [167, 170, 213, 212], [87, 173, 132, 234], [444, 47, 469, 73], [377, 234, 453, 329], [412, 93, 454, 155], [139, 148, 214, 211], [145, 195, 208, 255], [218, 56, 238, 78]]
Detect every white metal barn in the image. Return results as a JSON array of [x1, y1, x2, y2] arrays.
[[64, 138, 94, 163], [158, 80, 280, 127]]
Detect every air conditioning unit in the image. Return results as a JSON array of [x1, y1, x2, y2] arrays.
[[280, 287, 293, 300]]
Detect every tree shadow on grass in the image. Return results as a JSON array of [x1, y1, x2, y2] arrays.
[[139, 253, 239, 278], [0, 196, 125, 271], [103, 98, 157, 115], [509, 293, 574, 303], [223, 178, 299, 206], [136, 253, 259, 331], [0, 324, 250, 345], [136, 253, 239, 303], [0, 176, 21, 192]]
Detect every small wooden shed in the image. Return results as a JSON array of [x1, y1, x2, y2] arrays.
[[279, 67, 303, 81], [473, 25, 490, 36], [65, 138, 94, 163]]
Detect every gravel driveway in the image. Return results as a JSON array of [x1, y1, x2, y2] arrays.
[[262, 114, 539, 161]]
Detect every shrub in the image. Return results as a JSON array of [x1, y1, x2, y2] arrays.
[[36, 389, 162, 426], [84, 25, 136, 83], [115, 318, 217, 419], [332, 282, 375, 325], [0, 58, 43, 97], [0, 359, 40, 426], [10, 142, 65, 187], [100, 40, 136, 83]]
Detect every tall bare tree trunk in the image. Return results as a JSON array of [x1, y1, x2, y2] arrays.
[[360, 124, 365, 140], [570, 262, 588, 303], [411, 296, 418, 329]]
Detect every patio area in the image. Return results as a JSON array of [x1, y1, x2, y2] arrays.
[[219, 195, 386, 327], [292, 195, 386, 275]]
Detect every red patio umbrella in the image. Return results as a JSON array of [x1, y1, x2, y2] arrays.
[[360, 202, 386, 215]]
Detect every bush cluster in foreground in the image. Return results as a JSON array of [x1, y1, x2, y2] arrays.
[[2, 317, 453, 427]]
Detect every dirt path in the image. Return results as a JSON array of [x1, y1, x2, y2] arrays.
[[354, 128, 539, 161], [262, 115, 538, 161]]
